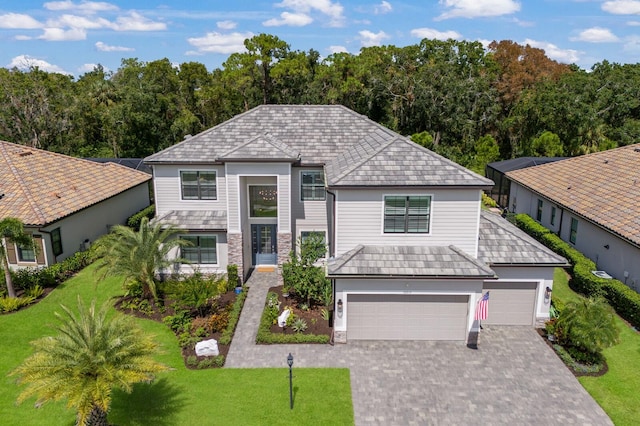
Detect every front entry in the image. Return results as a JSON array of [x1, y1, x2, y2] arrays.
[[251, 224, 277, 265]]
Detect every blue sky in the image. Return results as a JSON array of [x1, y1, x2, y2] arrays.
[[1, 0, 639, 76]]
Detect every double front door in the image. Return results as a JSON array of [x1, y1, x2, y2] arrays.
[[251, 224, 277, 265]]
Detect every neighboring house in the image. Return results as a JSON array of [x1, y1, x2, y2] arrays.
[[144, 105, 566, 343], [1, 141, 151, 269], [507, 144, 640, 292], [485, 157, 566, 208], [86, 158, 152, 174]]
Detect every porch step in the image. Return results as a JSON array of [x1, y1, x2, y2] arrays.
[[256, 265, 276, 272]]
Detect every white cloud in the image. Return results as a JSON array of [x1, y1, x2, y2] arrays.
[[78, 63, 99, 73], [329, 45, 348, 54], [43, 1, 119, 14], [275, 0, 345, 27], [263, 12, 313, 26], [217, 20, 237, 30], [187, 31, 254, 54], [602, 0, 640, 15], [95, 41, 134, 52], [7, 54, 70, 74], [571, 27, 620, 43], [627, 20, 640, 25], [14, 35, 33, 41], [48, 14, 112, 29], [523, 38, 581, 64], [436, 0, 521, 20], [623, 34, 640, 52], [410, 27, 462, 40], [39, 27, 87, 41], [358, 30, 390, 47], [0, 13, 43, 29], [374, 1, 393, 14], [113, 12, 166, 31]]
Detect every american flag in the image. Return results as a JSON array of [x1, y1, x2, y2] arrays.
[[475, 292, 489, 321]]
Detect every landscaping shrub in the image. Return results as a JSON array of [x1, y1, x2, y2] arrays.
[[256, 298, 330, 344], [164, 272, 225, 316], [126, 204, 156, 231], [218, 286, 247, 346], [513, 214, 640, 329], [0, 295, 35, 313], [227, 264, 239, 290]]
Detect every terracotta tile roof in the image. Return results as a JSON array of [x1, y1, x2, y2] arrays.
[[506, 144, 640, 245], [0, 141, 151, 226]]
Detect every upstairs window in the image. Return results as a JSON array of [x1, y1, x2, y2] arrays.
[[384, 195, 431, 233], [181, 235, 217, 264], [250, 185, 278, 217], [181, 171, 217, 200], [301, 171, 325, 201], [300, 231, 326, 244]]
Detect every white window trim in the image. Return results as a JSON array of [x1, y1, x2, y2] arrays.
[[180, 234, 218, 265], [299, 169, 326, 202], [14, 242, 37, 264], [380, 193, 433, 235], [178, 169, 218, 201]]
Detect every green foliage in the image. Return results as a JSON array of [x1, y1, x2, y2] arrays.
[[482, 192, 498, 208], [126, 204, 156, 231], [552, 344, 604, 374], [9, 297, 169, 425], [226, 264, 239, 290], [265, 291, 281, 325], [93, 217, 190, 301], [164, 272, 224, 316], [24, 285, 44, 299], [162, 309, 192, 333], [282, 234, 331, 306], [218, 286, 247, 346], [513, 214, 640, 329], [0, 217, 35, 298], [556, 297, 619, 357], [530, 131, 564, 156], [291, 318, 308, 333], [0, 296, 35, 313], [256, 295, 329, 344]]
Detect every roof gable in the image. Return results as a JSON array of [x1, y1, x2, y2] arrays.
[[217, 133, 299, 162], [0, 141, 150, 226], [506, 144, 640, 245]]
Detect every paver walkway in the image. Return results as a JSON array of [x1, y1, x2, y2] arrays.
[[226, 271, 613, 425]]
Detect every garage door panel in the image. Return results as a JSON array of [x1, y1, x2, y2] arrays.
[[347, 294, 468, 341], [482, 282, 536, 326]]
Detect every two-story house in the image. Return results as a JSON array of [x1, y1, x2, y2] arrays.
[[144, 105, 566, 343]]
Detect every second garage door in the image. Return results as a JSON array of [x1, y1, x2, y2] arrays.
[[482, 282, 537, 325], [347, 294, 469, 341]]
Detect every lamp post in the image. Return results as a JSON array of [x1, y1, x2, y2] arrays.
[[287, 353, 294, 409]]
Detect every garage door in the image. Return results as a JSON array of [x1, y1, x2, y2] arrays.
[[482, 282, 537, 325], [347, 294, 469, 341]]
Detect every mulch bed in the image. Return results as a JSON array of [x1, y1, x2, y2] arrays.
[[267, 285, 332, 336], [115, 291, 239, 369], [536, 328, 608, 377]]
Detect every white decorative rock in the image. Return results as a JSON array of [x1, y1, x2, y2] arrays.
[[195, 339, 219, 357], [278, 309, 291, 327]]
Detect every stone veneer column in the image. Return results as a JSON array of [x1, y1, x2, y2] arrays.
[[277, 232, 292, 286], [227, 233, 244, 284]]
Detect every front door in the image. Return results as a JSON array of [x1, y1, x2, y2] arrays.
[[251, 224, 277, 265]]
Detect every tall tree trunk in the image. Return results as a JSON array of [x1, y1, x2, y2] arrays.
[[82, 405, 109, 426], [1, 251, 16, 298]]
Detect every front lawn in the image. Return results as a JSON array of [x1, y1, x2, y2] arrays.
[[553, 268, 640, 426], [0, 263, 354, 425]]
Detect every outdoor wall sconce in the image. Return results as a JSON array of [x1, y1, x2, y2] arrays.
[[604, 244, 610, 250], [337, 299, 343, 317], [545, 286, 552, 302]]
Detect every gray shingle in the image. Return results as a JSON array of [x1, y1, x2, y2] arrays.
[[327, 245, 496, 277], [153, 210, 227, 230], [478, 211, 568, 265]]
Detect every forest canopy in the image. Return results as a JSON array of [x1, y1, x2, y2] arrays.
[[1, 34, 638, 172]]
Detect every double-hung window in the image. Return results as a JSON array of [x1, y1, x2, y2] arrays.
[[181, 235, 217, 264], [384, 195, 431, 233], [300, 171, 325, 201], [569, 218, 578, 245], [17, 243, 36, 262], [51, 227, 63, 256], [181, 171, 216, 200]]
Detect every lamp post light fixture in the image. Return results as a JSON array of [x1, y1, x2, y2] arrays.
[[545, 286, 552, 302], [287, 353, 294, 410]]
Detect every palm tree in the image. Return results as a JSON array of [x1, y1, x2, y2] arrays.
[[10, 297, 169, 426], [556, 297, 619, 358], [0, 217, 34, 298], [93, 217, 190, 300]]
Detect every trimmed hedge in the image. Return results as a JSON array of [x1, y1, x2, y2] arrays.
[[256, 298, 330, 344], [127, 204, 156, 231], [218, 286, 248, 346], [513, 214, 640, 329]]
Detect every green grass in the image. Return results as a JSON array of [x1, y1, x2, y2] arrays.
[[553, 268, 640, 426], [0, 264, 354, 425]]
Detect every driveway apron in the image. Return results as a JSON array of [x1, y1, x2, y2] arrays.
[[226, 272, 612, 425]]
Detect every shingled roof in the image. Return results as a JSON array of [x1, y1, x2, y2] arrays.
[[327, 245, 496, 278], [0, 141, 150, 227], [145, 105, 493, 188], [478, 211, 568, 266], [506, 144, 640, 246]]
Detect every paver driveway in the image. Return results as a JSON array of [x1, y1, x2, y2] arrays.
[[226, 272, 612, 425]]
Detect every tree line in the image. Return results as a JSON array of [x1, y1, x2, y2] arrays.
[[1, 34, 639, 172]]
